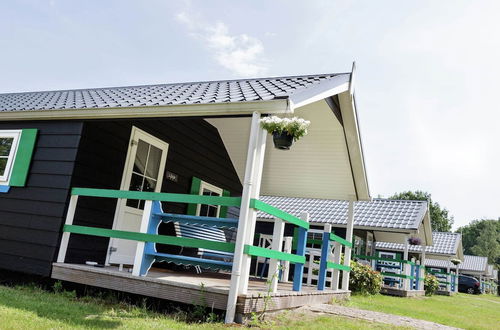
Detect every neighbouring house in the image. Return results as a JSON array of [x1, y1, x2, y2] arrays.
[[0, 69, 370, 323], [377, 232, 463, 294], [255, 197, 432, 295]]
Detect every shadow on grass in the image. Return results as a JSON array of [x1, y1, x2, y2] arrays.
[[0, 285, 125, 328]]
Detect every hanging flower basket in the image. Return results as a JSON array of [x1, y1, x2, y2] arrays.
[[450, 258, 462, 265], [408, 237, 422, 245], [260, 116, 311, 150]]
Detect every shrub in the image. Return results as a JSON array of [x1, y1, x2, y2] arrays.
[[424, 274, 439, 296], [349, 260, 382, 295]]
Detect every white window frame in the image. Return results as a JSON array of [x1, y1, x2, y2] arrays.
[[0, 130, 22, 185], [196, 180, 223, 217]]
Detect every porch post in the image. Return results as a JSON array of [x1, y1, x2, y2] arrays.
[[268, 216, 285, 293], [341, 199, 354, 291], [455, 264, 459, 293], [225, 112, 265, 324], [57, 194, 79, 263], [446, 265, 451, 292], [403, 234, 410, 290]]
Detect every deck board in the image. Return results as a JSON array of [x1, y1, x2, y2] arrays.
[[52, 263, 349, 314]]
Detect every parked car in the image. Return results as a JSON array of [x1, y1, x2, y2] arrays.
[[458, 275, 481, 294]]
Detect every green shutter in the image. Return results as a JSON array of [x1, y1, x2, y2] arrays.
[[186, 177, 201, 215], [219, 189, 231, 218], [10, 129, 38, 187]]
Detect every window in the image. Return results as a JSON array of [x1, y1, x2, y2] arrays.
[[0, 130, 21, 185], [197, 181, 223, 217]]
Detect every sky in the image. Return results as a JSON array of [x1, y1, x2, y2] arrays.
[[1, 0, 499, 229]]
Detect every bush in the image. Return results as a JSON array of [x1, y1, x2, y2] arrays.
[[349, 260, 382, 295], [424, 274, 439, 296]]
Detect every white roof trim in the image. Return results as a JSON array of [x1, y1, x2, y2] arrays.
[[0, 99, 290, 121], [289, 74, 350, 110]]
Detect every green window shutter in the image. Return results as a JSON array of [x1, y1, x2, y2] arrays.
[[10, 129, 38, 187], [219, 189, 231, 218], [186, 177, 201, 215]]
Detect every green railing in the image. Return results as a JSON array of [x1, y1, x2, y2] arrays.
[[58, 187, 309, 291]]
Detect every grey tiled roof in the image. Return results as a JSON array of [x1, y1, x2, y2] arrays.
[[0, 74, 346, 112], [258, 196, 427, 230], [460, 255, 488, 273], [376, 232, 461, 255], [425, 255, 488, 273]]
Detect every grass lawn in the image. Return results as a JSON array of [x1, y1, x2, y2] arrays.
[[0, 284, 400, 329], [345, 293, 500, 330]]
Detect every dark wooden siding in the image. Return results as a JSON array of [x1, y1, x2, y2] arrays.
[[66, 118, 242, 264], [0, 121, 83, 276]]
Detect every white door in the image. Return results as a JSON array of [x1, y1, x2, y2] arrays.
[[107, 127, 169, 265]]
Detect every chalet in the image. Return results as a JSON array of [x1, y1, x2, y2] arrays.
[[0, 68, 370, 323]]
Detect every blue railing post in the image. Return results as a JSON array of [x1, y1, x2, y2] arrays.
[[415, 265, 419, 290], [293, 226, 308, 291], [317, 232, 330, 290]]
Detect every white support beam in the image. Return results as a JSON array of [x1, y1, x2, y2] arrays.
[[57, 195, 78, 263], [341, 199, 354, 291], [225, 112, 264, 324], [268, 217, 285, 293]]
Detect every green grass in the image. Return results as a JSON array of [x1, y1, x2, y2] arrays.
[[345, 293, 500, 330], [0, 284, 399, 329]]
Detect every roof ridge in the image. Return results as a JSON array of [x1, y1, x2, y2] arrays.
[[0, 72, 347, 96]]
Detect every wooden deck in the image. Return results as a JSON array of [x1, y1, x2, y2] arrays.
[[52, 263, 349, 315]]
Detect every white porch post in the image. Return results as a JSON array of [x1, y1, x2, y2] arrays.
[[225, 112, 265, 324], [268, 217, 285, 293], [455, 264, 459, 293], [446, 265, 451, 292], [57, 195, 79, 263], [403, 234, 410, 290], [341, 199, 354, 291]]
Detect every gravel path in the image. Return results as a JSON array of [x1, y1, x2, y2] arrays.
[[302, 304, 461, 330]]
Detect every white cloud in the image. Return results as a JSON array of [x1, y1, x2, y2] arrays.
[[175, 11, 267, 77]]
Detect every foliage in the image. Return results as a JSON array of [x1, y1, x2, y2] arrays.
[[450, 258, 461, 265], [456, 219, 500, 266], [424, 274, 439, 296], [349, 260, 383, 295], [408, 237, 422, 245], [260, 116, 311, 141], [389, 191, 454, 232]]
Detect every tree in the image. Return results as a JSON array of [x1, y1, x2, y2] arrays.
[[456, 219, 500, 266], [389, 191, 454, 232]]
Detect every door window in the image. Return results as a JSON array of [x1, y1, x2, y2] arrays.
[[126, 139, 163, 209]]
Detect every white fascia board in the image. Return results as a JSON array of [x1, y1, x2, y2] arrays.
[[338, 91, 371, 201], [288, 74, 350, 110], [0, 99, 290, 121]]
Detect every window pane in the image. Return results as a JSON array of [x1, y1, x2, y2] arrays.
[[199, 204, 209, 216], [207, 205, 218, 217], [0, 138, 13, 157], [133, 140, 149, 175], [145, 145, 162, 180], [143, 177, 157, 192], [0, 158, 7, 176]]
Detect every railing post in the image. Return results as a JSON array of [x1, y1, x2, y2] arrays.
[[415, 261, 420, 290], [293, 212, 309, 292], [132, 200, 153, 276], [446, 266, 451, 292], [331, 241, 341, 290], [57, 195, 79, 263], [317, 232, 330, 290], [226, 112, 264, 324], [268, 217, 284, 293], [341, 200, 354, 291]]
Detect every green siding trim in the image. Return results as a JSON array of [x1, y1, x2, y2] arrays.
[[250, 199, 309, 229], [329, 233, 353, 248], [186, 177, 202, 215], [63, 224, 235, 253], [219, 189, 231, 218], [354, 254, 416, 265], [71, 187, 242, 207], [10, 129, 37, 187], [380, 272, 415, 280], [243, 245, 305, 264], [326, 261, 351, 272]]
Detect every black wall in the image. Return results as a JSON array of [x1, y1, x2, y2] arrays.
[[0, 121, 83, 276], [66, 118, 242, 264]]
